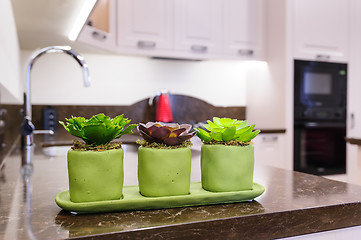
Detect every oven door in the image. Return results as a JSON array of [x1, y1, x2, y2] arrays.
[[294, 122, 346, 175]]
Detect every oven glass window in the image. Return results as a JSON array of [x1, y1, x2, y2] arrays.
[[303, 72, 332, 95]]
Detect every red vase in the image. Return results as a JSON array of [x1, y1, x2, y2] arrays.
[[155, 93, 173, 122]]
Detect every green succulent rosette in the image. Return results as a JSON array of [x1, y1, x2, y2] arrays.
[[195, 117, 260, 145], [59, 113, 136, 146]]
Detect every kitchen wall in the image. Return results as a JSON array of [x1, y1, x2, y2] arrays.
[[19, 51, 280, 128], [20, 51, 253, 107], [0, 0, 22, 104]]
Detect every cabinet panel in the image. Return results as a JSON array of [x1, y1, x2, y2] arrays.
[[117, 0, 173, 49], [345, 0, 361, 186], [88, 0, 109, 33], [253, 134, 286, 169], [348, 0, 361, 138], [77, 0, 117, 51], [174, 0, 223, 54], [223, 0, 264, 59], [293, 0, 349, 62]]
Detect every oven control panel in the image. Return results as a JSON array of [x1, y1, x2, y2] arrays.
[[295, 107, 346, 121]]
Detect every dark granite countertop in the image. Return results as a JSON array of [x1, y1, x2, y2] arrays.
[[259, 129, 286, 134], [1, 135, 361, 240]]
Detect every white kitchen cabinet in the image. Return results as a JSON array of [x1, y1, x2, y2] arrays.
[[348, 0, 361, 138], [223, 0, 265, 60], [117, 0, 173, 51], [78, 0, 265, 60], [346, 0, 361, 185], [77, 0, 117, 52], [174, 0, 223, 56], [293, 0, 350, 63], [253, 133, 287, 169]]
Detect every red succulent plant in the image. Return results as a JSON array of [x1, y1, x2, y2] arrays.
[[138, 122, 196, 146]]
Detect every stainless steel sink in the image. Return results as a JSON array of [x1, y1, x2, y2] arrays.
[[42, 145, 71, 157]]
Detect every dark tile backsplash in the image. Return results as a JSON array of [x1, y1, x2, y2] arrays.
[[1, 95, 246, 146]]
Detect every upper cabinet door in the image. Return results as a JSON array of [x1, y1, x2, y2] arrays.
[[77, 0, 117, 51], [174, 0, 223, 55], [293, 0, 350, 63], [117, 0, 173, 50], [78, 0, 266, 60], [223, 0, 264, 60]]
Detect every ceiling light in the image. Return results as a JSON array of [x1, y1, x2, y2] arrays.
[[68, 0, 97, 41]]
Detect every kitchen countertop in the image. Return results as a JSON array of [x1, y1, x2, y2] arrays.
[[1, 135, 361, 240]]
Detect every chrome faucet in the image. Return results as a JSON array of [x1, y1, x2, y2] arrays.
[[21, 46, 91, 147]]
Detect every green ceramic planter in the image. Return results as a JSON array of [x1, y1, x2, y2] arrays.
[[201, 144, 254, 192], [67, 148, 124, 203], [138, 147, 191, 197]]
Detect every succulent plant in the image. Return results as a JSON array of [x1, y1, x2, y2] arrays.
[[59, 113, 136, 146], [195, 117, 260, 144], [138, 122, 196, 146]]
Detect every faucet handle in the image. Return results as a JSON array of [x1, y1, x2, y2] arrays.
[[21, 117, 35, 136], [33, 129, 54, 135]]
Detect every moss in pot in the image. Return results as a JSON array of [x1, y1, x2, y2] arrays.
[[136, 122, 196, 197], [195, 117, 260, 192], [59, 113, 136, 203]]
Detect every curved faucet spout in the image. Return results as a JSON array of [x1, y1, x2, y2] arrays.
[[24, 46, 91, 147]]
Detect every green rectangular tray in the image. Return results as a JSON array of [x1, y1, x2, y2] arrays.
[[55, 182, 265, 214]]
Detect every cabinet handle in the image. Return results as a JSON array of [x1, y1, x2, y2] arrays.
[[238, 49, 254, 56], [137, 41, 156, 49], [262, 136, 278, 142], [92, 31, 107, 41], [351, 113, 355, 129], [191, 45, 208, 53], [316, 54, 330, 61]]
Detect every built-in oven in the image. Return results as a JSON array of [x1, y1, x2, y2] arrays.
[[294, 122, 346, 175], [294, 60, 347, 175]]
